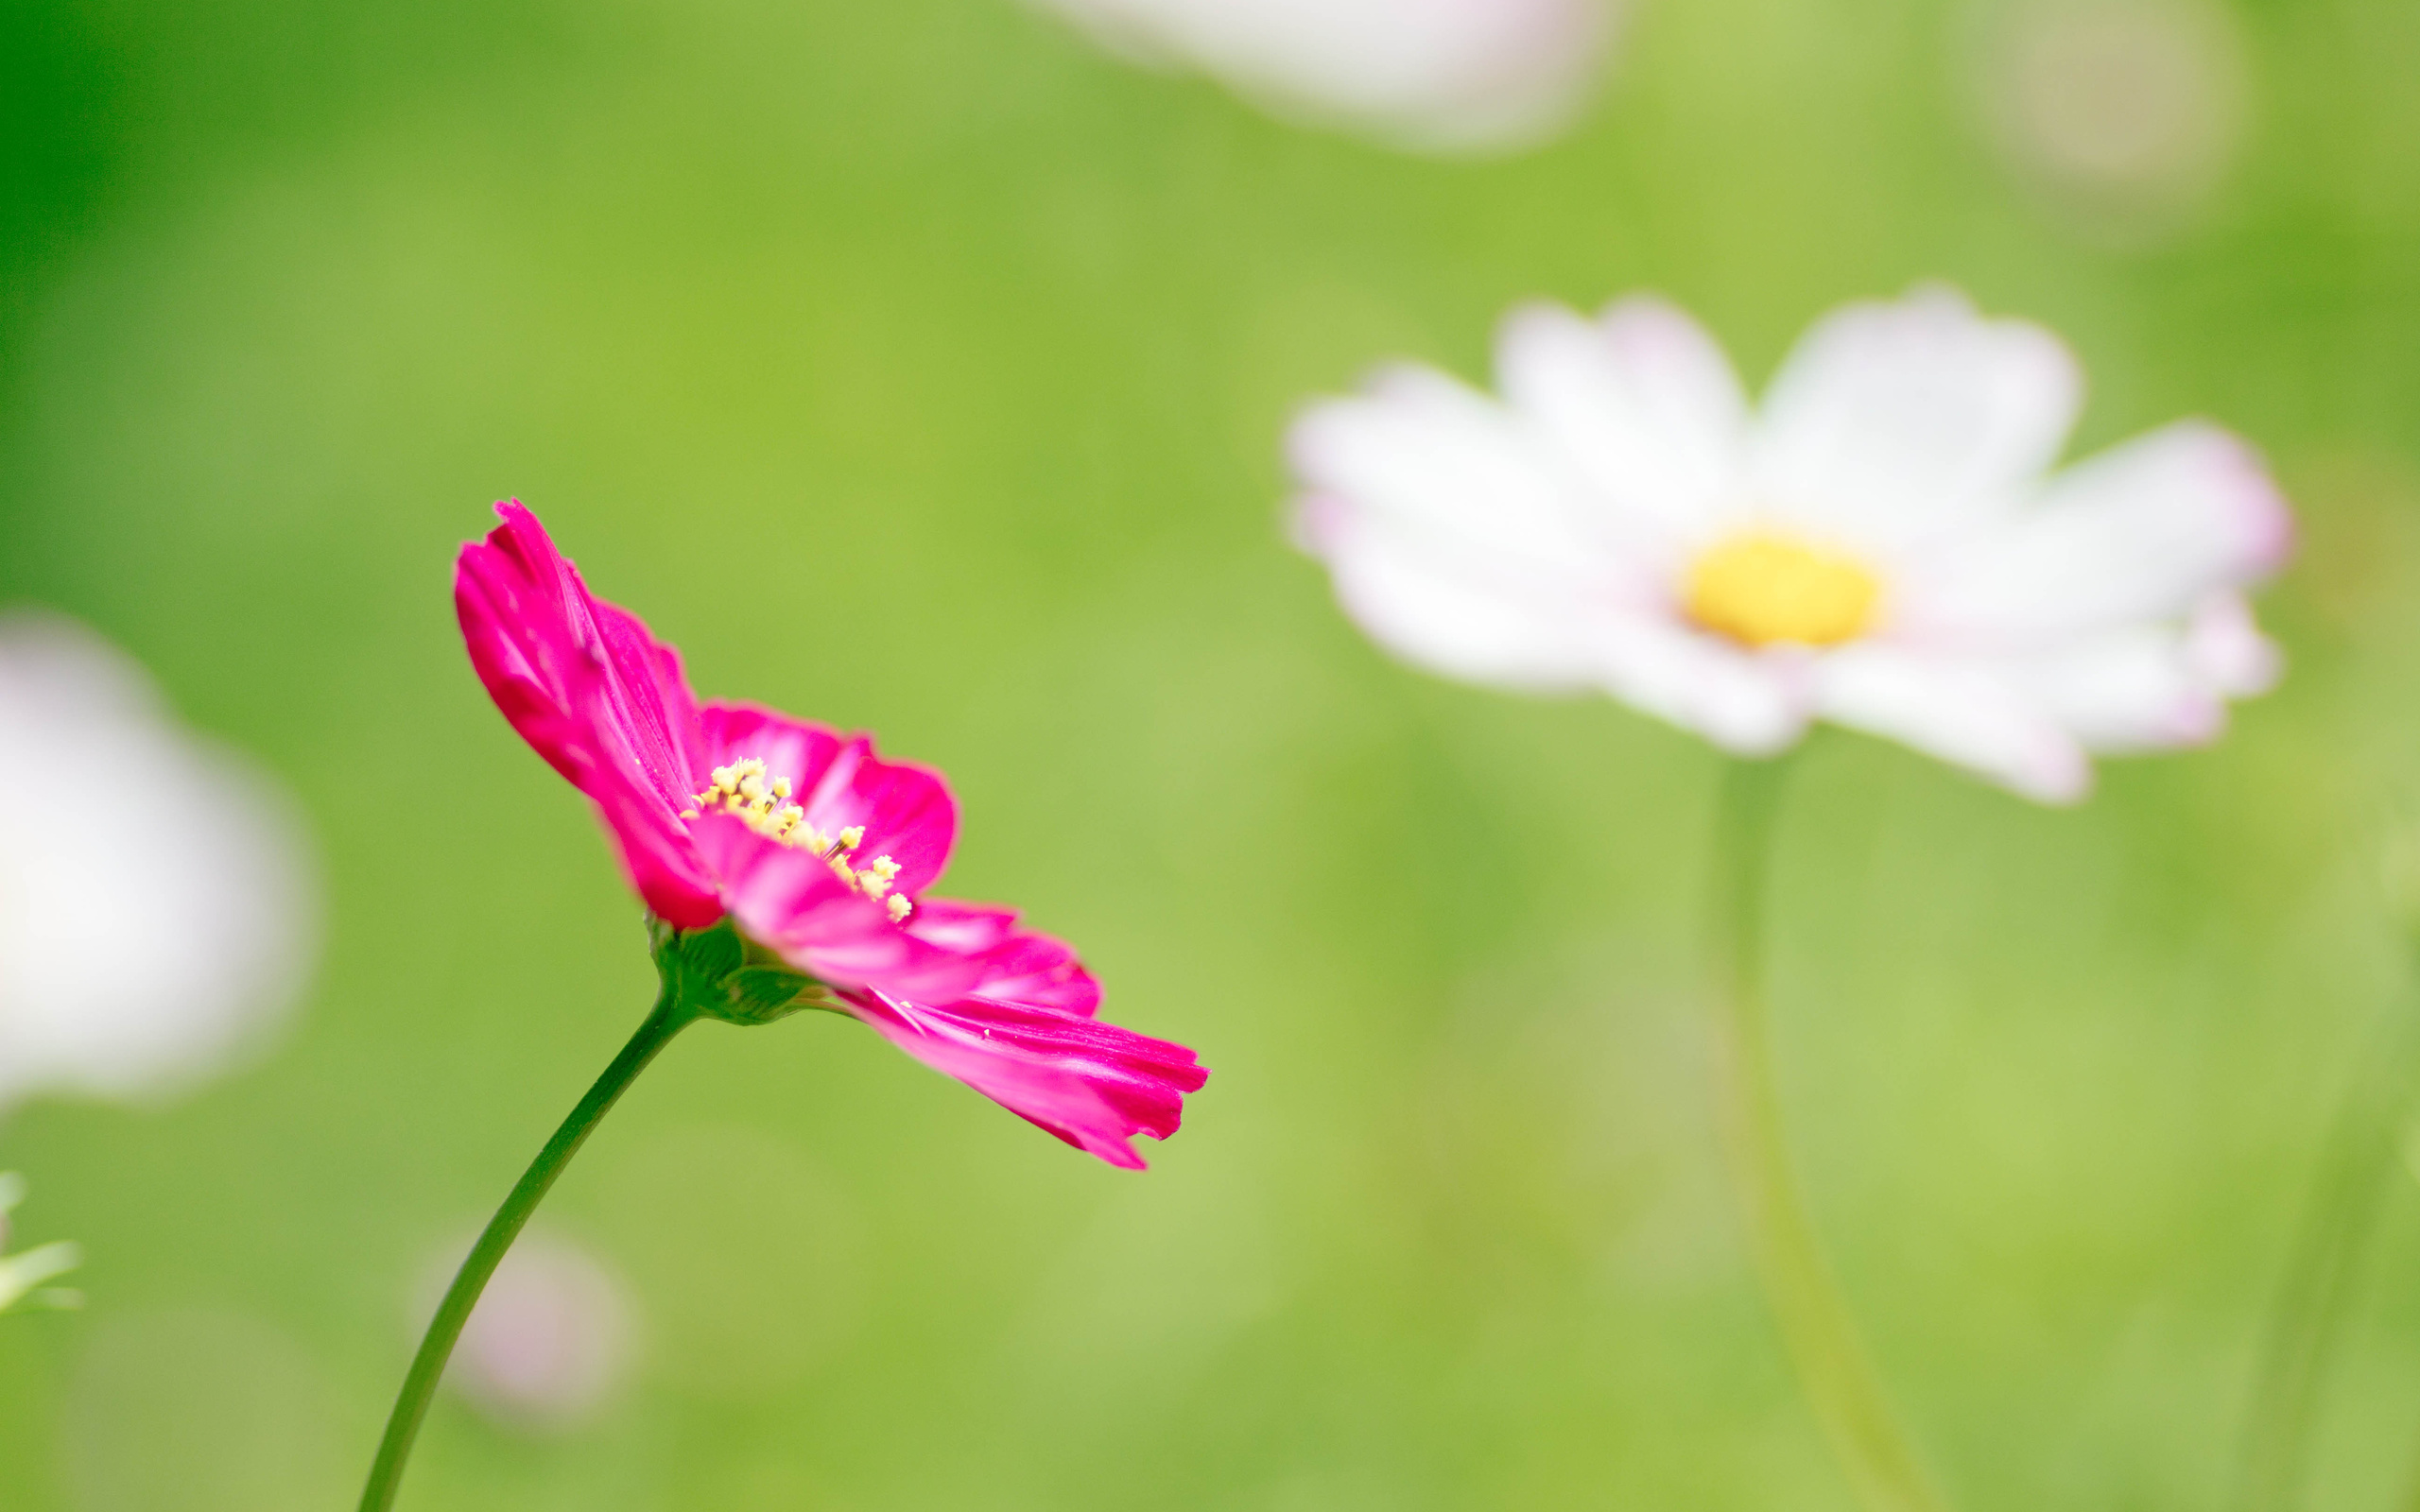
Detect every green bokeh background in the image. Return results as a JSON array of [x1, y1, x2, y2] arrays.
[[7, 0, 2420, 1506]]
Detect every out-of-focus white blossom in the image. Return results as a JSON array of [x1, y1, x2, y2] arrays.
[[1026, 0, 1620, 154], [419, 1230, 633, 1430], [1291, 285, 2291, 802], [0, 612, 315, 1109], [1980, 0, 2249, 221], [0, 1172, 82, 1314]]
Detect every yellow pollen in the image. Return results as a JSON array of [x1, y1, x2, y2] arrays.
[[856, 855, 903, 901], [686, 756, 912, 919], [1683, 531, 1880, 648]]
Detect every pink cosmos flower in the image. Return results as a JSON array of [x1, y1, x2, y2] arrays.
[[456, 503, 1205, 1168]]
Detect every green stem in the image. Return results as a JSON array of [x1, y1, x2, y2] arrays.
[[2235, 975, 2420, 1512], [356, 988, 699, 1512], [1706, 755, 1946, 1512]]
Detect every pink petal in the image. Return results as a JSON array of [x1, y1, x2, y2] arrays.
[[955, 925, 1103, 1018], [693, 816, 993, 1001], [838, 989, 1206, 1169], [456, 502, 718, 926], [1754, 286, 2083, 549], [700, 704, 958, 898], [896, 897, 1023, 955], [889, 895, 1100, 1015], [697, 704, 849, 810]]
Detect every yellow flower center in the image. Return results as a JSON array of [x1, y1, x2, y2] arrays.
[[682, 757, 912, 921], [1683, 531, 1881, 648]]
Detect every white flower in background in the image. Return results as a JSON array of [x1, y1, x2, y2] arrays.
[[1026, 0, 1619, 154], [0, 1172, 82, 1314], [1980, 0, 2249, 219], [418, 1230, 633, 1430], [1290, 286, 2292, 801], [0, 613, 315, 1108]]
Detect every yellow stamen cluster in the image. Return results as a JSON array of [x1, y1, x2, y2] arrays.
[[1684, 530, 1881, 648], [681, 757, 914, 922]]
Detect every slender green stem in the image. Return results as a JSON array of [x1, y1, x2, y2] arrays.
[[2235, 971, 2420, 1512], [356, 988, 700, 1512], [1705, 755, 1945, 1512]]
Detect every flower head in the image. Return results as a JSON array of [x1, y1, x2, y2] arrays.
[[456, 503, 1206, 1167], [1290, 286, 2292, 802], [0, 613, 316, 1108], [1028, 0, 1619, 154]]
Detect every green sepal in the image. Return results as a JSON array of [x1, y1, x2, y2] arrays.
[[648, 917, 838, 1027], [720, 967, 826, 1024]]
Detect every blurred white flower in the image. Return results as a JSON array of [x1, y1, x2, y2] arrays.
[[0, 612, 315, 1108], [0, 1171, 82, 1314], [1290, 286, 2292, 801], [1027, 0, 1620, 153], [418, 1230, 633, 1430], [1980, 0, 2249, 219]]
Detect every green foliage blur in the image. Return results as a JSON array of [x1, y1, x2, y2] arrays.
[[5, 0, 2420, 1506]]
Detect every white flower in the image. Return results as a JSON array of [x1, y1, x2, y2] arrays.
[[0, 613, 315, 1108], [0, 1172, 81, 1314], [417, 1230, 633, 1430], [1289, 286, 2291, 802], [1025, 0, 1619, 154]]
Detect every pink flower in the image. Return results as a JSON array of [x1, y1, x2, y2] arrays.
[[456, 503, 1205, 1168]]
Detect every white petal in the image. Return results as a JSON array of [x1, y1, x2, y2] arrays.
[[1496, 297, 1752, 551], [1288, 364, 1651, 582], [1813, 644, 2091, 803], [1296, 487, 1808, 751], [1295, 492, 1602, 690], [1989, 594, 2279, 754], [1997, 625, 2229, 753], [2184, 592, 2281, 696], [1754, 286, 2082, 548], [1893, 421, 2291, 647], [1592, 615, 1809, 755]]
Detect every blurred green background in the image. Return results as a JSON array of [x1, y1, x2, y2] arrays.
[[7, 0, 2420, 1506]]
